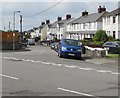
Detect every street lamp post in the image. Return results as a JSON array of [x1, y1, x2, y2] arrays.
[[13, 11, 20, 50], [13, 11, 20, 31]]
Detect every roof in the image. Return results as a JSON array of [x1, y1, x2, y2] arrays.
[[68, 12, 108, 24], [104, 7, 120, 17], [51, 18, 74, 28]]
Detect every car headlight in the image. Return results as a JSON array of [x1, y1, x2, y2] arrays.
[[61, 47, 67, 51]]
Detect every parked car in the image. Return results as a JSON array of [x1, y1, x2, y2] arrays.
[[102, 41, 120, 54], [21, 39, 28, 48], [57, 39, 82, 59], [54, 42, 59, 52], [50, 43, 55, 49], [50, 42, 59, 51], [28, 38, 36, 45]]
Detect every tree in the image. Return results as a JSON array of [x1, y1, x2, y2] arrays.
[[93, 30, 108, 42]]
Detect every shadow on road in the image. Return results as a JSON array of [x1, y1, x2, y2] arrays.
[[62, 55, 92, 61], [1, 48, 31, 53]]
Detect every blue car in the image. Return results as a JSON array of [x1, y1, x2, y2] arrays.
[[57, 39, 82, 59]]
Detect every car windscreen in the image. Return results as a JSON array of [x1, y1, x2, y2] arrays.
[[63, 39, 81, 46], [116, 41, 120, 46]]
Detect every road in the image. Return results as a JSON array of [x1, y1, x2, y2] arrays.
[[1, 45, 119, 97]]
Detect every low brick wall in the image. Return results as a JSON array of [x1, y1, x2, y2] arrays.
[[85, 46, 106, 58]]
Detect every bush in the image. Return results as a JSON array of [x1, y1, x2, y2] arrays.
[[107, 36, 115, 41], [81, 40, 103, 48], [93, 30, 108, 42], [92, 41, 104, 46], [115, 39, 120, 41], [81, 39, 92, 46]]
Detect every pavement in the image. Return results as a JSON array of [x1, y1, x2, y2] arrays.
[[82, 54, 119, 69]]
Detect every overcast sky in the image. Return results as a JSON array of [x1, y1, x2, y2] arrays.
[[1, 0, 119, 31]]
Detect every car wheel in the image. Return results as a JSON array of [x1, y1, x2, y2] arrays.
[[78, 53, 81, 60]]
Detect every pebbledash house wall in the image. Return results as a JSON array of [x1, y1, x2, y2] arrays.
[[103, 15, 120, 39], [41, 25, 48, 41], [66, 21, 103, 40]]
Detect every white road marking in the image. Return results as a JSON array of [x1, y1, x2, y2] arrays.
[[3, 56, 119, 75], [111, 72, 119, 75], [57, 64, 62, 66], [58, 87, 94, 97], [96, 70, 109, 73], [64, 65, 77, 68], [0, 74, 19, 80]]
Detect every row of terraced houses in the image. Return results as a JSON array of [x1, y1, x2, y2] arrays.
[[27, 6, 120, 41]]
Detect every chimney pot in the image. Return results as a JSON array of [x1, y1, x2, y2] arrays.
[[58, 17, 62, 21], [82, 10, 88, 16], [46, 20, 50, 24], [41, 22, 45, 25], [66, 14, 71, 20], [98, 5, 106, 13]]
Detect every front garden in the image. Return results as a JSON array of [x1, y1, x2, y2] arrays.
[[81, 30, 120, 48]]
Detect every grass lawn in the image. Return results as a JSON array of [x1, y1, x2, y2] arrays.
[[106, 54, 119, 58]]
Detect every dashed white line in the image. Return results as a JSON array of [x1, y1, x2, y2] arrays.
[[0, 74, 19, 80], [3, 56, 119, 75], [64, 65, 77, 68], [58, 87, 94, 97]]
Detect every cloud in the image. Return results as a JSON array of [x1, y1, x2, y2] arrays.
[[2, 0, 120, 2], [1, 1, 119, 31]]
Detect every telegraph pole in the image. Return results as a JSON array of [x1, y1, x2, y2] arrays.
[[20, 15, 23, 43], [9, 22, 11, 31]]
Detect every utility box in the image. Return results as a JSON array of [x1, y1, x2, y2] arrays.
[[0, 31, 21, 50]]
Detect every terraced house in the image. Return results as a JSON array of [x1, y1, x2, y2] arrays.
[[48, 14, 74, 40], [102, 7, 120, 39], [66, 6, 108, 40]]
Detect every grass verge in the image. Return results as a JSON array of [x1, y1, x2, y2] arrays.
[[106, 54, 119, 58]]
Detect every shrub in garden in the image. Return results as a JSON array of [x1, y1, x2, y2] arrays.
[[93, 30, 108, 42], [107, 36, 115, 41]]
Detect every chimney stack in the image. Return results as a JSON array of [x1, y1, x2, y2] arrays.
[[41, 22, 45, 25], [98, 5, 106, 13], [46, 20, 50, 24], [82, 10, 88, 16], [57, 17, 62, 21], [66, 14, 71, 20]]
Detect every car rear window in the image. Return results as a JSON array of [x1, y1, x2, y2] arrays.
[[116, 41, 120, 46], [63, 39, 81, 46], [104, 42, 112, 45]]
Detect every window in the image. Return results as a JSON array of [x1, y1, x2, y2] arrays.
[[83, 23, 86, 29], [104, 17, 106, 24], [89, 22, 91, 29], [113, 31, 116, 39], [118, 15, 120, 24], [107, 16, 110, 25], [79, 24, 81, 29], [73, 24, 75, 30], [76, 24, 79, 30], [105, 42, 112, 45], [70, 25, 72, 30], [93, 22, 96, 29], [113, 16, 116, 23]]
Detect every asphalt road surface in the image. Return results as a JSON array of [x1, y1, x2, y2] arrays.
[[1, 45, 119, 97]]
